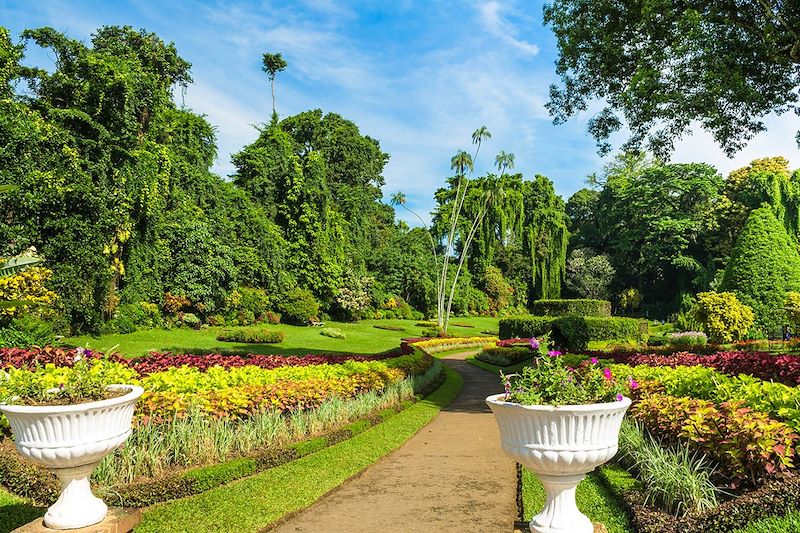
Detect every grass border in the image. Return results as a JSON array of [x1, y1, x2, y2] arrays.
[[133, 364, 464, 532]]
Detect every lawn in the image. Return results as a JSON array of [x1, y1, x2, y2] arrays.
[[65, 317, 500, 357]]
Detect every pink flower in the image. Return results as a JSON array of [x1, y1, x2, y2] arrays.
[[603, 367, 612, 380], [616, 393, 624, 401], [529, 338, 540, 350], [590, 357, 599, 364], [628, 377, 639, 389], [548, 350, 562, 357]]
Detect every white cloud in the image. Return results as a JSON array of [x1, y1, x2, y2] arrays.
[[477, 1, 540, 56], [671, 113, 800, 177]]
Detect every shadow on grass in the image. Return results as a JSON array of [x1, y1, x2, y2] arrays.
[[58, 342, 378, 358], [0, 502, 45, 533]]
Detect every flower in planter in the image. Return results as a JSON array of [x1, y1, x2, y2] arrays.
[[499, 339, 627, 406]]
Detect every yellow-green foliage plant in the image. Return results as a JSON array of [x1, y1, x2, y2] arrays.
[[692, 291, 754, 343]]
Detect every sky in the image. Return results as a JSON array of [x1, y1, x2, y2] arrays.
[[2, 0, 799, 224]]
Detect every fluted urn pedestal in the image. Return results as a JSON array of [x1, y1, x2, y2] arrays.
[[0, 384, 143, 530], [486, 394, 631, 533]]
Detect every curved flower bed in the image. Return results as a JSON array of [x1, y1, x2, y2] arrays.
[[597, 350, 800, 386], [0, 347, 434, 420]]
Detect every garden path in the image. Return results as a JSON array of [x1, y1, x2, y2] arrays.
[[269, 350, 517, 532]]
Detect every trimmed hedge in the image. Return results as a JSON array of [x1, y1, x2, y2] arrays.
[[531, 299, 611, 317], [499, 315, 647, 350]]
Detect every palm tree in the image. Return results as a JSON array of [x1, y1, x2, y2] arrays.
[[450, 150, 474, 177], [495, 150, 516, 177], [262, 52, 288, 119], [472, 126, 492, 161]]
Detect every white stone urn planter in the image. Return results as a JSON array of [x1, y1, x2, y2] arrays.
[[0, 384, 143, 530], [486, 393, 631, 533]]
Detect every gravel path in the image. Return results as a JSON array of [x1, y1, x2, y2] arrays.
[[269, 351, 517, 533]]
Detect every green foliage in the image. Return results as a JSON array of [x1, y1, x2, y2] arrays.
[[0, 315, 55, 348], [500, 350, 627, 406], [544, 0, 800, 157], [618, 419, 720, 516], [531, 298, 611, 317], [564, 248, 615, 299], [632, 394, 798, 488], [276, 287, 320, 325], [319, 327, 345, 339], [692, 291, 754, 343], [721, 206, 800, 335], [474, 346, 532, 367], [216, 328, 284, 344], [499, 315, 646, 350]]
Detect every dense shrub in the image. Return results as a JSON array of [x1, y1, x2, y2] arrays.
[[531, 299, 611, 317], [500, 315, 647, 350], [692, 291, 754, 343], [720, 206, 800, 336], [276, 287, 320, 325], [163, 292, 191, 314], [180, 312, 201, 329], [0, 266, 58, 321], [224, 287, 272, 325], [216, 329, 284, 344], [0, 316, 55, 348]]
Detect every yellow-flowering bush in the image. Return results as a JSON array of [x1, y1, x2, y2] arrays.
[[693, 291, 754, 343], [0, 266, 58, 319]]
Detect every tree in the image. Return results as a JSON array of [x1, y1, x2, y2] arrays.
[[593, 157, 725, 314], [262, 52, 287, 119], [721, 205, 800, 335], [495, 150, 515, 175], [565, 248, 615, 299], [565, 188, 601, 249], [543, 0, 800, 157]]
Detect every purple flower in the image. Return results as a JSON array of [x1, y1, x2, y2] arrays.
[[590, 357, 599, 364], [616, 393, 624, 401], [548, 350, 562, 357], [529, 338, 540, 350], [603, 367, 613, 380], [628, 377, 639, 390]]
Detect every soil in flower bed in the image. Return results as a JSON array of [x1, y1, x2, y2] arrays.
[[17, 387, 130, 407]]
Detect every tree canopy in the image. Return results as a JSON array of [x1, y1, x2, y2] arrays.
[[543, 0, 800, 157]]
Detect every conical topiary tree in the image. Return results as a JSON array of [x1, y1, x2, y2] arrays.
[[721, 205, 800, 336]]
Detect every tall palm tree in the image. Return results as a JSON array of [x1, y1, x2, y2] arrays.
[[472, 126, 492, 161], [262, 52, 288, 119], [495, 150, 516, 177], [450, 150, 474, 177]]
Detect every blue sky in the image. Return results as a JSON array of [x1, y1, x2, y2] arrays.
[[3, 0, 799, 224]]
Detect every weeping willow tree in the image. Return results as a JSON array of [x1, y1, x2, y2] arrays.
[[524, 176, 570, 300], [434, 171, 569, 311]]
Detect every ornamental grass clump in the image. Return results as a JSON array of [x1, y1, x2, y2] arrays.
[[500, 337, 632, 406], [618, 419, 722, 517]]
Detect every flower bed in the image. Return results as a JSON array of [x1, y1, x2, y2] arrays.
[[602, 350, 800, 386], [408, 336, 498, 353]]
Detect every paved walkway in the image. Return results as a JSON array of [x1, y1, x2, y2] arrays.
[[270, 351, 517, 533]]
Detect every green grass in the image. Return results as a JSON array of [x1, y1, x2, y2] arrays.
[[521, 467, 634, 533], [731, 511, 800, 533], [135, 366, 464, 532], [65, 317, 500, 357], [0, 487, 44, 533]]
